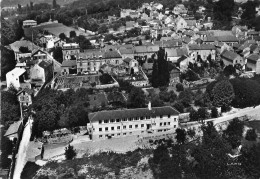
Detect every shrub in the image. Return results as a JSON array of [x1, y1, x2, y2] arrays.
[[245, 129, 257, 141], [211, 107, 218, 118], [65, 145, 76, 160], [176, 83, 184, 92]]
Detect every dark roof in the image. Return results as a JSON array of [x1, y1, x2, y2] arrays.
[[61, 60, 77, 67], [247, 54, 260, 64], [4, 121, 22, 138], [217, 36, 238, 42], [88, 106, 180, 122], [189, 44, 215, 50], [39, 60, 52, 69], [221, 50, 239, 61], [178, 55, 188, 62], [123, 57, 133, 63], [17, 88, 34, 95], [102, 50, 122, 59]]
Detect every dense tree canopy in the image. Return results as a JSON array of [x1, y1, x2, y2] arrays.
[[151, 48, 169, 87], [1, 46, 16, 81], [230, 78, 260, 108], [213, 0, 235, 21], [127, 87, 146, 108], [211, 80, 235, 108]]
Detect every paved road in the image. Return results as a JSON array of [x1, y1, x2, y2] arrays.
[[13, 118, 32, 179], [182, 105, 260, 132]]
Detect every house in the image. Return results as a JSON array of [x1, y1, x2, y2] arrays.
[[186, 20, 197, 28], [173, 4, 187, 15], [62, 43, 80, 60], [221, 50, 245, 67], [30, 60, 53, 84], [6, 68, 30, 89], [123, 57, 139, 73], [126, 21, 137, 30], [142, 59, 154, 75], [8, 40, 39, 61], [246, 54, 260, 74], [118, 48, 135, 59], [23, 20, 37, 28], [4, 121, 23, 141], [61, 60, 77, 75], [17, 88, 34, 106], [102, 50, 123, 65], [87, 106, 180, 140], [188, 44, 216, 61], [165, 48, 188, 63], [31, 49, 61, 73], [77, 57, 105, 74], [108, 15, 117, 23], [178, 55, 190, 71], [134, 45, 159, 59], [175, 16, 187, 31]]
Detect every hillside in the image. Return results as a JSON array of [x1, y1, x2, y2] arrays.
[[1, 0, 77, 7]]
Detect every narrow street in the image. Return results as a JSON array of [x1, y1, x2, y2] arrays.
[[13, 118, 32, 179]]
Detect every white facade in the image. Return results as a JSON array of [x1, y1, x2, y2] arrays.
[[6, 68, 27, 89], [88, 106, 180, 140]]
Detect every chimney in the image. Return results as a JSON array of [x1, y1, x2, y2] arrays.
[[148, 101, 152, 110]]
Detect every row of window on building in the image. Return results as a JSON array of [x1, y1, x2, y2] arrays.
[[98, 122, 176, 132], [98, 115, 177, 124], [98, 128, 173, 138]]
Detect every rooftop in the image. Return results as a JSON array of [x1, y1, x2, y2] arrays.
[[4, 120, 22, 138], [61, 60, 77, 67], [89, 106, 180, 122]]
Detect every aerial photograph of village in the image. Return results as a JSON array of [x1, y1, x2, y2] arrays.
[[0, 0, 260, 178]]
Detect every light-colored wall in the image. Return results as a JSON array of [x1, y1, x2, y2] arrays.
[[90, 115, 179, 140], [30, 64, 45, 82]]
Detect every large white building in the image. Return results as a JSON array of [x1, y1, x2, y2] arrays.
[[87, 105, 180, 140]]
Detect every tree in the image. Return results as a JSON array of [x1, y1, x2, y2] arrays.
[[213, 0, 235, 21], [53, 0, 58, 8], [151, 48, 169, 87], [211, 80, 235, 108], [187, 128, 196, 139], [98, 25, 108, 34], [65, 145, 76, 160], [75, 35, 92, 50], [151, 95, 164, 107], [99, 73, 113, 84], [176, 83, 184, 92], [52, 47, 63, 64], [223, 65, 236, 76], [192, 121, 232, 178], [241, 143, 260, 178], [59, 33, 66, 40], [189, 109, 199, 121], [211, 107, 218, 118], [223, 118, 244, 149], [1, 46, 16, 81], [230, 78, 260, 108], [173, 102, 184, 113], [176, 128, 187, 144], [70, 31, 77, 38], [241, 0, 258, 20], [178, 89, 193, 107], [245, 129, 257, 141], [127, 87, 146, 108], [197, 107, 209, 120]]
